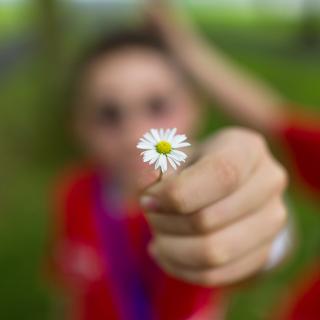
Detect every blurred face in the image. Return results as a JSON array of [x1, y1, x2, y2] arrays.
[[74, 47, 200, 192]]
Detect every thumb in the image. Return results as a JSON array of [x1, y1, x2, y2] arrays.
[[139, 170, 178, 213], [139, 145, 198, 213]]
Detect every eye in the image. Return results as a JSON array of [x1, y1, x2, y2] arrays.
[[147, 95, 171, 117], [96, 102, 122, 127]]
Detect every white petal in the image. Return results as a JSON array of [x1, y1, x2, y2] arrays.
[[171, 134, 187, 146], [151, 129, 161, 142], [137, 141, 154, 150], [140, 138, 154, 145], [155, 157, 161, 170], [160, 128, 165, 140], [167, 128, 177, 143], [168, 153, 181, 166], [167, 156, 177, 170], [159, 154, 167, 172], [149, 154, 159, 165], [171, 150, 187, 162], [143, 132, 157, 144], [143, 150, 158, 162], [172, 142, 191, 148], [164, 129, 171, 140]]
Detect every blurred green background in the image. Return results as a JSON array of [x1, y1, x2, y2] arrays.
[[1, 1, 320, 319]]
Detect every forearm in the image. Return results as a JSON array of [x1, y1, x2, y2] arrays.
[[151, 5, 287, 133]]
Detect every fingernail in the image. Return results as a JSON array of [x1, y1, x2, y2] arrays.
[[140, 195, 160, 212]]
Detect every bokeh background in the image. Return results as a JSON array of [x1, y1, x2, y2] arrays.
[[1, 0, 320, 319]]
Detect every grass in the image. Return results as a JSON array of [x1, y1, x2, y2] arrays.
[[1, 6, 320, 319]]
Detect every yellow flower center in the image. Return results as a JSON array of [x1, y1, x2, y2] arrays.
[[156, 141, 172, 155]]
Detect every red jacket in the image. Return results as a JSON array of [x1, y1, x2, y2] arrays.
[[49, 166, 218, 320]]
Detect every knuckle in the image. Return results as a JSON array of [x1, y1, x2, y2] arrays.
[[165, 180, 188, 213], [211, 154, 240, 193], [209, 203, 229, 227], [248, 131, 267, 151], [200, 236, 229, 266], [191, 205, 227, 233], [190, 211, 210, 233], [225, 127, 267, 151], [273, 163, 289, 192], [272, 202, 288, 231]]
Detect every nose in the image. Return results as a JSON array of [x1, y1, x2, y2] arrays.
[[123, 115, 153, 151]]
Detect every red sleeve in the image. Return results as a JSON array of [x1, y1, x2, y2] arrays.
[[45, 165, 100, 287], [276, 112, 320, 195]]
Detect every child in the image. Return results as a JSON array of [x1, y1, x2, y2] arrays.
[[48, 27, 289, 319]]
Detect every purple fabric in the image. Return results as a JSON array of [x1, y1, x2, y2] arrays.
[[92, 176, 153, 320]]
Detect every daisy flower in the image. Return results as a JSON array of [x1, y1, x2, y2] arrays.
[[136, 128, 191, 173]]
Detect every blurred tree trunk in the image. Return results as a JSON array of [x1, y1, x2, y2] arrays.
[[32, 0, 67, 162], [34, 0, 61, 70]]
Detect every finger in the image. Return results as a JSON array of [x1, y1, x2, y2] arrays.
[[153, 197, 287, 269], [142, 129, 266, 214], [193, 158, 288, 232], [145, 157, 287, 235], [149, 242, 272, 287]]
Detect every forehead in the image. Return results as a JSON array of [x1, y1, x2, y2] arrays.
[[83, 48, 182, 98]]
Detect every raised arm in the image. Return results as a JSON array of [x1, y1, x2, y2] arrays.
[[147, 2, 288, 134]]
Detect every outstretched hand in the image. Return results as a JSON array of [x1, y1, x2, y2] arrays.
[[140, 128, 288, 286]]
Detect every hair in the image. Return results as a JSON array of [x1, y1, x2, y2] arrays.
[[81, 27, 171, 67], [67, 27, 180, 111], [67, 27, 192, 114]]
